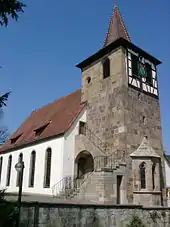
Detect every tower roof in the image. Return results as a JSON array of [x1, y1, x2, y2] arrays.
[[103, 4, 131, 47]]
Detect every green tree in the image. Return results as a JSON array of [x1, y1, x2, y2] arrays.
[[0, 1, 25, 226], [0, 92, 10, 144], [0, 0, 26, 26], [0, 189, 17, 227]]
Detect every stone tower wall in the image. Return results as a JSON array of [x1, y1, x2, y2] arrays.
[[80, 46, 166, 205], [81, 47, 127, 159]]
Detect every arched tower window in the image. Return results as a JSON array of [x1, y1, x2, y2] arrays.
[[103, 57, 110, 79], [44, 148, 52, 188], [16, 153, 23, 187], [139, 162, 146, 189], [152, 163, 156, 190], [6, 155, 12, 186], [0, 157, 3, 183], [28, 151, 36, 187]]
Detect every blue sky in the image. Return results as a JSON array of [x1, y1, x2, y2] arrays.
[[0, 0, 170, 152]]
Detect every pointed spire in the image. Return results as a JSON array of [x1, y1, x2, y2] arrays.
[[103, 3, 131, 47]]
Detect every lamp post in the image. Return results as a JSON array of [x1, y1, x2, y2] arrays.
[[15, 161, 25, 227]]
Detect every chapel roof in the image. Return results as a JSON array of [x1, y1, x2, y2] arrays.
[[130, 136, 160, 158], [0, 89, 85, 153]]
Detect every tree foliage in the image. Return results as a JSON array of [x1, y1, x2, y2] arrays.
[[0, 92, 10, 144], [0, 92, 10, 108], [0, 190, 17, 227], [0, 0, 26, 26]]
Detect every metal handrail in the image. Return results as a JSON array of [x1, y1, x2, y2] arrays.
[[52, 172, 93, 198]]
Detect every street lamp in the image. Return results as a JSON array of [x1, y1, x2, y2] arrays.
[[15, 161, 25, 227]]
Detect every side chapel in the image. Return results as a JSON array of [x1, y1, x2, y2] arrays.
[[0, 3, 167, 206]]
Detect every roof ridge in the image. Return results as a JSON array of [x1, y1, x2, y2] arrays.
[[33, 89, 81, 113]]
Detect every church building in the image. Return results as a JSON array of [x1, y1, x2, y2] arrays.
[[0, 4, 167, 206]]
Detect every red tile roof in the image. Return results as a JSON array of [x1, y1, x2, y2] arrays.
[[0, 89, 86, 152]]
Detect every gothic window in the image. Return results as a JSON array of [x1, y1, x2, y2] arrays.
[[6, 155, 12, 186], [139, 162, 146, 189], [79, 121, 86, 135], [28, 151, 36, 187], [16, 153, 23, 187], [44, 148, 52, 188], [0, 157, 3, 183], [152, 163, 156, 190], [103, 58, 110, 79]]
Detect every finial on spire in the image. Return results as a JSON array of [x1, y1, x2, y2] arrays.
[[103, 2, 131, 47], [113, 0, 118, 8]]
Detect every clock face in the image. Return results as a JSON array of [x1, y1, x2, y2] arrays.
[[127, 49, 158, 97]]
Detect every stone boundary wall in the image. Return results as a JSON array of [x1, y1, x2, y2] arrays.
[[6, 201, 170, 227]]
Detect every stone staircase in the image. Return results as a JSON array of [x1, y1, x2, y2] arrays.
[[52, 156, 126, 199], [52, 127, 126, 200], [52, 172, 93, 199]]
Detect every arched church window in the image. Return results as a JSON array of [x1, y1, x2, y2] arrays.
[[44, 148, 52, 188], [16, 153, 23, 187], [6, 155, 12, 186], [139, 162, 146, 189], [0, 157, 3, 183], [103, 57, 110, 79], [28, 151, 36, 187], [152, 163, 156, 190]]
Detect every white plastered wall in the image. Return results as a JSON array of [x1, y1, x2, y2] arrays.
[[0, 136, 64, 196], [165, 159, 170, 206], [63, 108, 87, 178], [0, 108, 87, 196]]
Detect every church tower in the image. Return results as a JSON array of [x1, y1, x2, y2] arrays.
[[76, 4, 166, 206]]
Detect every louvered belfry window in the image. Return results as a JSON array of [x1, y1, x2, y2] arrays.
[[145, 63, 153, 85], [131, 54, 138, 77], [29, 151, 36, 187], [44, 148, 52, 188], [103, 57, 110, 79]]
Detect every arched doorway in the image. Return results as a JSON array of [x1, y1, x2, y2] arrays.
[[75, 151, 94, 179]]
